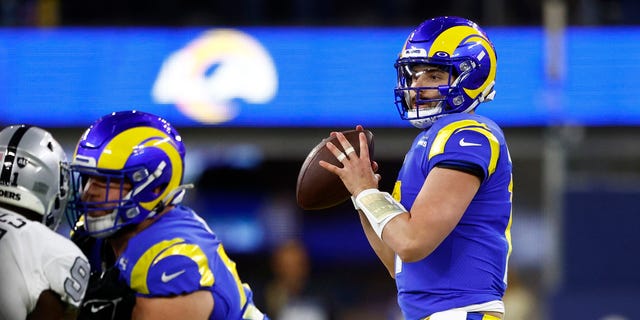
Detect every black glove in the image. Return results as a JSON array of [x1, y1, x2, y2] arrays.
[[76, 266, 136, 320]]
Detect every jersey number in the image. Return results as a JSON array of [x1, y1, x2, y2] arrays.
[[65, 256, 90, 302], [0, 213, 26, 240]]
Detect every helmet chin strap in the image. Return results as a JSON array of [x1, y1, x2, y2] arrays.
[[408, 100, 445, 129], [410, 116, 442, 129], [165, 183, 194, 205], [150, 183, 194, 216]]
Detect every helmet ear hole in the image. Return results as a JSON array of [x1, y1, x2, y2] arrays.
[[155, 183, 169, 196]]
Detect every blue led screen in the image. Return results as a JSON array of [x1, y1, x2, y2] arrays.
[[0, 27, 638, 127]]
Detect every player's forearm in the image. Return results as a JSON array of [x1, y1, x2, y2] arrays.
[[358, 212, 396, 278], [381, 215, 441, 262], [133, 291, 213, 320], [28, 290, 66, 320]]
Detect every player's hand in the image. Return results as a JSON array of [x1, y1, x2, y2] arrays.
[[320, 125, 381, 197], [355, 125, 380, 179]]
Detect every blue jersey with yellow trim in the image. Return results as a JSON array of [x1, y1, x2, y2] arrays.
[[392, 113, 513, 319], [116, 205, 266, 320]]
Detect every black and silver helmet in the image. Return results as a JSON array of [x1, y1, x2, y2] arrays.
[[0, 125, 69, 231]]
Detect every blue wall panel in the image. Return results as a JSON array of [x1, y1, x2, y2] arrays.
[[0, 27, 638, 127]]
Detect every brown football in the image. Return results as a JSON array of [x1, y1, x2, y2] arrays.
[[296, 129, 374, 210]]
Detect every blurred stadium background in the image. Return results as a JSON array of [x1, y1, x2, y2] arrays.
[[2, 0, 640, 319]]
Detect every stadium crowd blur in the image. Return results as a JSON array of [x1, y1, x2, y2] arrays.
[[3, 1, 640, 319]]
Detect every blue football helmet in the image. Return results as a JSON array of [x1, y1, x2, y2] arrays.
[[67, 110, 188, 238], [394, 16, 497, 128]]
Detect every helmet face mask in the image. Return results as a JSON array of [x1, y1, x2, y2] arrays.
[[394, 16, 497, 128], [0, 125, 70, 231], [67, 167, 138, 238], [67, 111, 187, 238], [395, 62, 454, 127]]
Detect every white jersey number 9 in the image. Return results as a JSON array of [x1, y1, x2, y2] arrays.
[[65, 256, 90, 303]]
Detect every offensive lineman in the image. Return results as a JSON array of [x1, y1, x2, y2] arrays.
[[67, 110, 267, 319]]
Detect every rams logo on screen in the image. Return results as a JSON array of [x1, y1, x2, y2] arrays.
[[152, 29, 278, 124]]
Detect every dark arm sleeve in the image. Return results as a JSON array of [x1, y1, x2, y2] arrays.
[[436, 159, 484, 181]]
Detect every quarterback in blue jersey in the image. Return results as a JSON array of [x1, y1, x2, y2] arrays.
[[67, 110, 267, 320], [320, 17, 512, 320]]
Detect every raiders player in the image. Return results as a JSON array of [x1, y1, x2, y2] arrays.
[[0, 125, 90, 319]]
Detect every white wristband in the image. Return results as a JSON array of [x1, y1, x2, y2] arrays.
[[355, 189, 406, 239], [351, 195, 360, 210]]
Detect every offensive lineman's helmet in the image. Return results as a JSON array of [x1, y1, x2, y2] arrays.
[[0, 125, 70, 231], [67, 110, 187, 238], [394, 16, 497, 128]]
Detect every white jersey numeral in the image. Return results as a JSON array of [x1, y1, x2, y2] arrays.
[[65, 256, 90, 302]]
